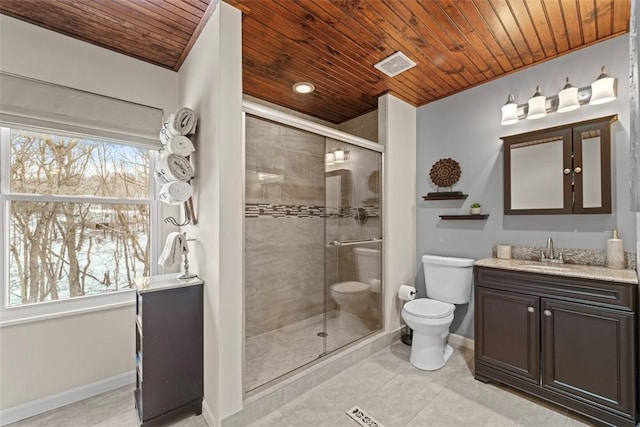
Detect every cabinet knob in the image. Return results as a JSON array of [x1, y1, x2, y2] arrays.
[[574, 167, 582, 174], [527, 306, 535, 313], [563, 168, 571, 175], [544, 309, 552, 317]]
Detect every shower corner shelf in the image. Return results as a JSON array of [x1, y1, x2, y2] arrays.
[[423, 193, 468, 201], [438, 214, 489, 220]]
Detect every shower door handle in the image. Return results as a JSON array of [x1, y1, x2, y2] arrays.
[[328, 238, 383, 247]]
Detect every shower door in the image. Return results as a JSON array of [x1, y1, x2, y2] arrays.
[[324, 139, 382, 354], [244, 112, 383, 393], [244, 115, 326, 392]]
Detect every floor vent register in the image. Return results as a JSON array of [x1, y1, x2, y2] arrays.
[[346, 406, 384, 427]]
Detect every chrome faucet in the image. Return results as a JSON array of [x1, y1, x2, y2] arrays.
[[546, 237, 554, 259], [541, 237, 564, 263]]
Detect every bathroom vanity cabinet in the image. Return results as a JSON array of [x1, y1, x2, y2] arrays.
[[134, 275, 203, 426], [474, 266, 638, 427]]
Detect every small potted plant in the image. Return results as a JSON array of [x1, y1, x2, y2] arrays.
[[470, 202, 482, 215]]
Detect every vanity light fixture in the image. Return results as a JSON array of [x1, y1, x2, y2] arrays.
[[325, 152, 335, 165], [527, 86, 547, 120], [326, 149, 349, 165], [589, 66, 617, 105], [557, 77, 580, 113], [293, 82, 315, 94], [500, 65, 617, 125], [500, 94, 519, 125]]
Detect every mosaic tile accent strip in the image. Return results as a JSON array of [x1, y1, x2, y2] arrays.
[[245, 203, 380, 219], [346, 406, 384, 427]]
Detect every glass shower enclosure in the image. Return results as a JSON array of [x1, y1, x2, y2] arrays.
[[244, 108, 383, 392]]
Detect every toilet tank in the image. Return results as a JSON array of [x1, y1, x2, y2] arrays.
[[422, 255, 474, 304], [354, 248, 381, 291]]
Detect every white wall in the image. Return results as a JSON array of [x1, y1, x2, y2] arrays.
[[0, 307, 133, 409], [379, 94, 417, 333], [178, 3, 243, 424], [0, 15, 178, 413], [0, 16, 177, 116], [416, 35, 635, 338]]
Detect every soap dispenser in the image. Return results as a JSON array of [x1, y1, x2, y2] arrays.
[[606, 230, 625, 269]]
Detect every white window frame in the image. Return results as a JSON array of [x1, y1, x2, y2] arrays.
[[0, 126, 161, 327]]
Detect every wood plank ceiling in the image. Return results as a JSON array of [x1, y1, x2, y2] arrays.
[[0, 0, 218, 71], [0, 1, 631, 124], [227, 0, 630, 123]]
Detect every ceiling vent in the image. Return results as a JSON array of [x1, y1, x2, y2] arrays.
[[374, 51, 417, 77]]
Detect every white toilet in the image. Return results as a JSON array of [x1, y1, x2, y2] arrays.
[[330, 248, 381, 321], [402, 255, 474, 370]]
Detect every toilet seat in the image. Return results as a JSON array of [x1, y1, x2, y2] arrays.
[[331, 281, 369, 294], [403, 299, 453, 319]]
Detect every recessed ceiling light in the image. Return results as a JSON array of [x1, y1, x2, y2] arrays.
[[293, 82, 315, 94]]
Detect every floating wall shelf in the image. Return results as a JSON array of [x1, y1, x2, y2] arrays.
[[423, 194, 468, 201], [439, 214, 489, 220]]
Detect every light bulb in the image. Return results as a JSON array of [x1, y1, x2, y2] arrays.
[[589, 66, 616, 105], [557, 77, 580, 113], [527, 86, 547, 120], [500, 93, 519, 125]]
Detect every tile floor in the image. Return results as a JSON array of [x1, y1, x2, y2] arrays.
[[6, 385, 205, 427], [245, 342, 592, 427], [9, 341, 594, 427], [245, 311, 377, 391]]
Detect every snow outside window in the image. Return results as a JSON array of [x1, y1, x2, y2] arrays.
[[0, 126, 159, 324]]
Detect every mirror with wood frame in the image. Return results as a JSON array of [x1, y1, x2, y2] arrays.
[[503, 115, 615, 215]]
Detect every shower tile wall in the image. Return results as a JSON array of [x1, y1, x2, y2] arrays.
[[245, 116, 326, 338], [325, 139, 382, 283]]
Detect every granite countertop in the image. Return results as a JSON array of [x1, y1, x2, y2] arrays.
[[135, 273, 203, 294], [475, 257, 638, 285]]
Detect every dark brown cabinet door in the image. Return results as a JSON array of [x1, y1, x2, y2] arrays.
[[135, 285, 203, 425], [502, 115, 615, 215], [541, 298, 635, 415], [571, 119, 612, 214], [475, 287, 540, 383]]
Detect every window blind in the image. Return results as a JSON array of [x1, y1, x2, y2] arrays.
[[0, 72, 163, 149]]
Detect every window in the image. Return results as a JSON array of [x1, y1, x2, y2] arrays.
[[1, 127, 158, 311]]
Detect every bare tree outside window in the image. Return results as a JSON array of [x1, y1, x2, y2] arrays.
[[5, 129, 151, 307]]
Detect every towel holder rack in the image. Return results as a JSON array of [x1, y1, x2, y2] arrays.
[[178, 231, 197, 279], [158, 108, 198, 227], [164, 196, 197, 227]]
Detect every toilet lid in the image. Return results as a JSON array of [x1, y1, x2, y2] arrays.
[[331, 281, 369, 294], [403, 299, 453, 319]]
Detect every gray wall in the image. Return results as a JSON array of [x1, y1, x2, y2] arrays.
[[416, 35, 634, 338], [337, 110, 379, 142]]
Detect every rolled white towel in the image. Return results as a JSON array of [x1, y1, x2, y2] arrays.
[[159, 181, 192, 205], [159, 126, 173, 146], [158, 232, 187, 266], [154, 169, 170, 185], [165, 135, 195, 157], [157, 153, 193, 182], [167, 108, 197, 136]]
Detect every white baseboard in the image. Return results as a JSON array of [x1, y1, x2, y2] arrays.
[[0, 370, 135, 426], [448, 333, 474, 350], [202, 399, 217, 427]]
